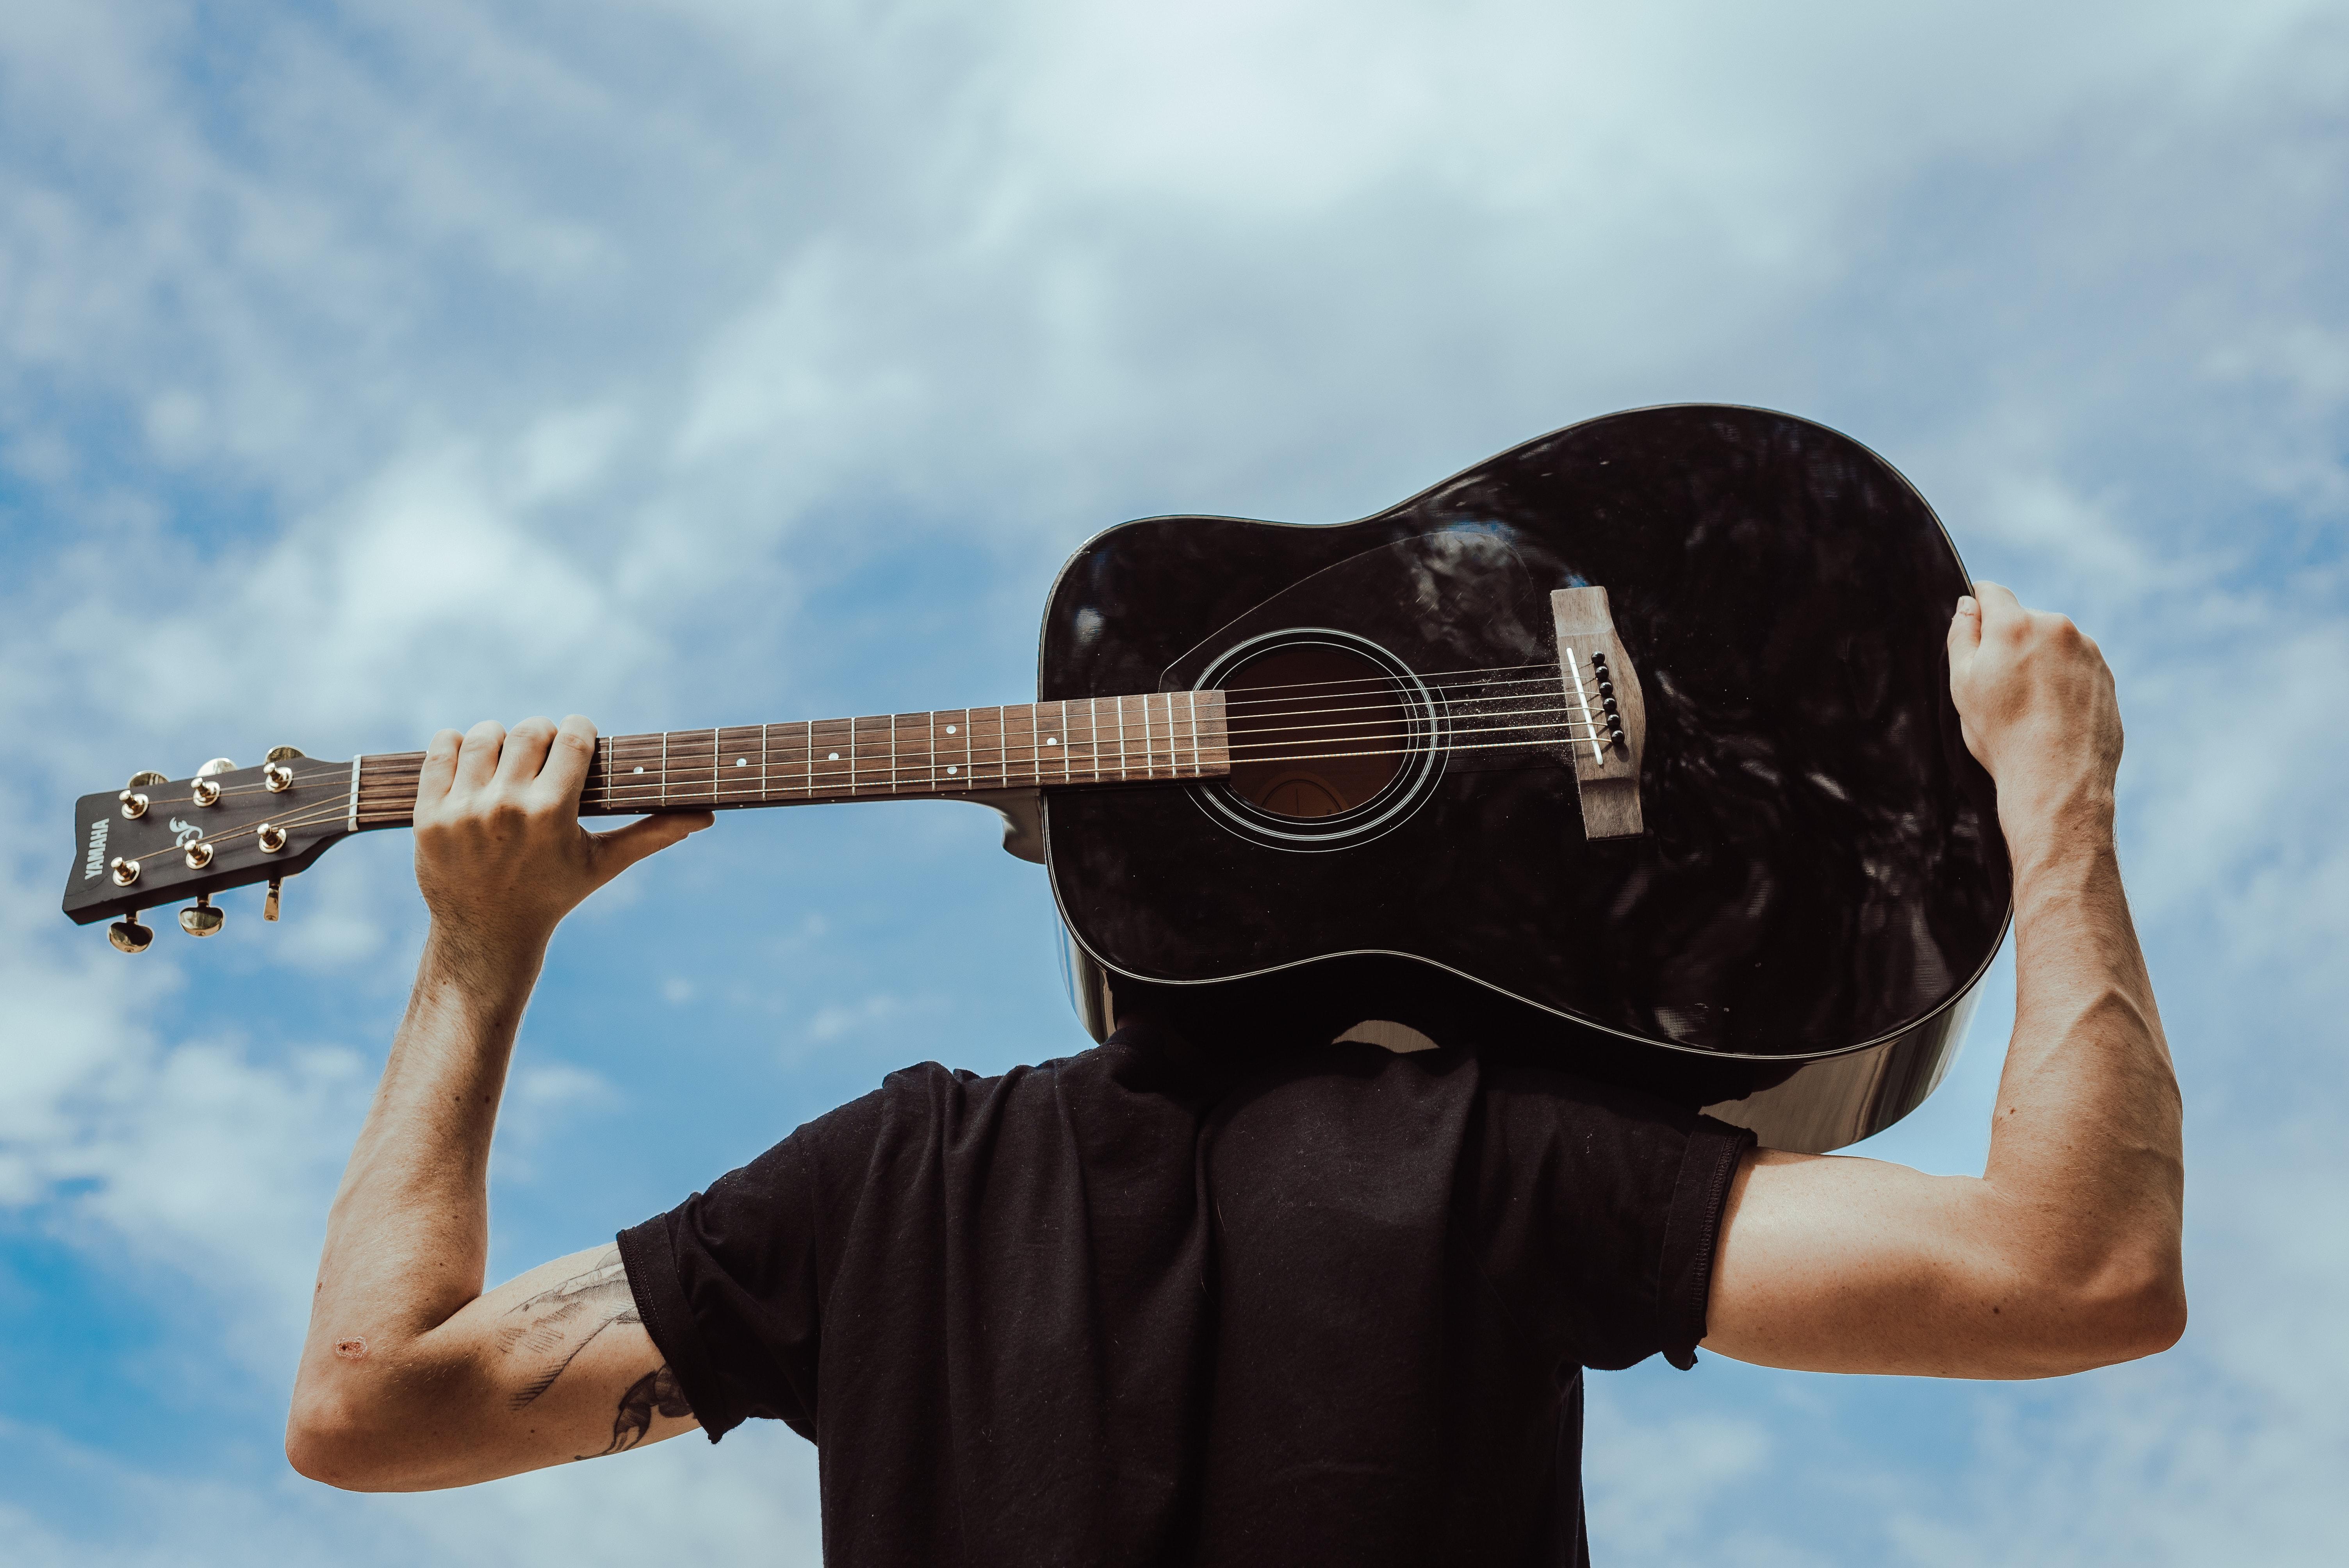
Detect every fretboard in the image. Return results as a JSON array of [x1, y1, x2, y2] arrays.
[[346, 691, 1231, 828]]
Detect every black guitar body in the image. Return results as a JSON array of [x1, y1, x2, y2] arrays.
[[1037, 405, 2009, 1151]]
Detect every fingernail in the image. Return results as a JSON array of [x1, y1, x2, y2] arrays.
[[1958, 595, 1977, 614]]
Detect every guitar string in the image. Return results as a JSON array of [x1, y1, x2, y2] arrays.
[[151, 659, 1623, 838], [145, 706, 1627, 862], [219, 695, 1615, 813], [192, 681, 1597, 807], [176, 656, 1604, 799], [341, 700, 1608, 788], [174, 690, 1611, 839]]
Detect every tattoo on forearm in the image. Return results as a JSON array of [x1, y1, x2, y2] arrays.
[[580, 1365, 693, 1459], [499, 1246, 643, 1412]]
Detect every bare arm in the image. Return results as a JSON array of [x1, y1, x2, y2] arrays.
[[1701, 584, 2185, 1378], [286, 716, 712, 1490]]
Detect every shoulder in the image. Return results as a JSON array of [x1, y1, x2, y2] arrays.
[[793, 1048, 1117, 1158]]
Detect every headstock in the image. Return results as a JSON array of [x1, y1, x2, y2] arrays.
[[61, 747, 355, 950]]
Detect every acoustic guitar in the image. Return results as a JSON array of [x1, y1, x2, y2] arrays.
[[59, 404, 2008, 1152]]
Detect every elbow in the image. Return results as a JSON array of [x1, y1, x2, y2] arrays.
[[285, 1388, 403, 1492], [2104, 1267, 2188, 1363], [2027, 1257, 2187, 1376]]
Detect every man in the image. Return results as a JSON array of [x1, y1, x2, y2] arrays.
[[286, 584, 2185, 1563]]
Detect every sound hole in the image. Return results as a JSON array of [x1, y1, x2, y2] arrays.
[[1223, 645, 1404, 818]]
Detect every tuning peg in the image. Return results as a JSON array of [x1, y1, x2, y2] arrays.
[[264, 878, 283, 921], [178, 895, 225, 938], [189, 758, 235, 807], [109, 911, 155, 953], [119, 770, 167, 820], [264, 747, 305, 793]]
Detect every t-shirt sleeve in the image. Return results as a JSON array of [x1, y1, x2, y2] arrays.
[[617, 1087, 889, 1443], [1480, 1069, 1755, 1372]]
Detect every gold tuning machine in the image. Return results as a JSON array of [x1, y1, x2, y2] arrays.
[[179, 895, 225, 938], [119, 770, 166, 820], [264, 746, 304, 793], [265, 878, 283, 921], [109, 911, 155, 953], [191, 758, 233, 808]]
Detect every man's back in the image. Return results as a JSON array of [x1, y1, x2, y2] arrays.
[[624, 1032, 1748, 1565]]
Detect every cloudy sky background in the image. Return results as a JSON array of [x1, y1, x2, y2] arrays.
[[2, 0, 2344, 1561]]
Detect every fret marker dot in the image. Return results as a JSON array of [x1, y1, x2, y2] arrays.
[[735, 757, 747, 766], [947, 765, 958, 775], [633, 766, 644, 774], [828, 752, 839, 761], [946, 725, 957, 735], [1046, 736, 1059, 745]]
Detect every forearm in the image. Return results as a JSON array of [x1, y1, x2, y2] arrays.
[[1976, 797, 2183, 1313], [297, 930, 544, 1401]]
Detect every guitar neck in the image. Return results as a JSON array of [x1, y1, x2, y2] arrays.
[[346, 691, 1232, 829]]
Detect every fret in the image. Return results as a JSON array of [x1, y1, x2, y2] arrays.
[[1052, 699, 1070, 782], [1005, 703, 1037, 789], [664, 727, 718, 806], [933, 709, 967, 789], [971, 706, 1002, 788], [1183, 690, 1201, 776], [602, 733, 666, 810], [896, 711, 929, 793], [715, 725, 761, 805], [771, 719, 811, 800], [810, 718, 852, 796]]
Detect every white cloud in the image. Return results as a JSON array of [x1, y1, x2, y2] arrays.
[[2, 0, 2346, 1563]]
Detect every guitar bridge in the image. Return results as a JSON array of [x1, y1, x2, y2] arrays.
[[1551, 586, 1647, 839]]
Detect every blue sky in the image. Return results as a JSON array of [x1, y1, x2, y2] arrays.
[[2, 2, 2345, 1562]]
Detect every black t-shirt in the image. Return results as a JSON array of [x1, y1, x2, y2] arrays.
[[618, 1028, 1753, 1567]]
